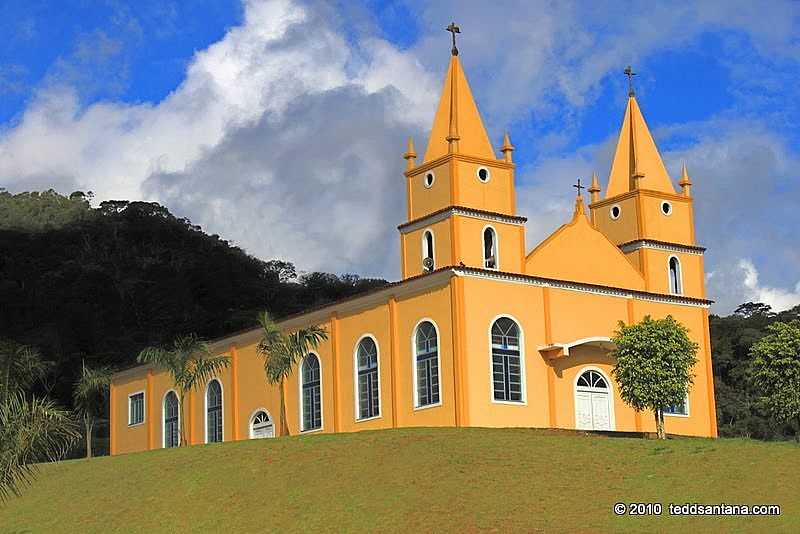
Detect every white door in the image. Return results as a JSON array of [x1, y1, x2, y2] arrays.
[[575, 370, 613, 431], [590, 392, 611, 430], [575, 392, 593, 430]]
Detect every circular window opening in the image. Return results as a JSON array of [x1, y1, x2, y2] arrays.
[[477, 167, 490, 183], [424, 172, 435, 188], [610, 205, 621, 220], [661, 201, 672, 216]]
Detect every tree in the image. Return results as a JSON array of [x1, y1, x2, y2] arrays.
[[750, 320, 800, 442], [0, 394, 78, 501], [73, 363, 113, 459], [137, 334, 229, 446], [611, 315, 699, 439], [0, 340, 51, 405], [255, 312, 327, 437]]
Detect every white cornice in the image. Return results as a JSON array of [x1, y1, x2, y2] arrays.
[[399, 207, 527, 234], [619, 239, 705, 256]]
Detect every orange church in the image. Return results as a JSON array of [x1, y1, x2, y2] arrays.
[[110, 38, 717, 454]]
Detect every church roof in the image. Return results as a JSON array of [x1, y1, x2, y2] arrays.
[[525, 196, 646, 290], [605, 96, 676, 198], [423, 55, 496, 163]]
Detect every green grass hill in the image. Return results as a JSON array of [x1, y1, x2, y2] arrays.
[[1, 428, 798, 533]]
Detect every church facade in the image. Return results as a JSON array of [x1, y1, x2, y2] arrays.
[[110, 46, 717, 455]]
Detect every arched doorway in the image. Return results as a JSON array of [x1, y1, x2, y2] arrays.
[[249, 409, 275, 439], [574, 369, 613, 431]]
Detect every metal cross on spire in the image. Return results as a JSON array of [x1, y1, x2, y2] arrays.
[[573, 178, 585, 197], [446, 22, 461, 56], [624, 65, 637, 96]]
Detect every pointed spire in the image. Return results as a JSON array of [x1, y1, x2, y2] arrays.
[[423, 53, 495, 163], [572, 192, 586, 219], [679, 162, 693, 197], [500, 131, 515, 163], [588, 171, 601, 203], [403, 137, 417, 171], [605, 94, 676, 198]]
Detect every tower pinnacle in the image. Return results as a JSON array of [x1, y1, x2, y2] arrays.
[[588, 171, 601, 203], [500, 131, 515, 163], [679, 162, 693, 197], [403, 137, 417, 171]]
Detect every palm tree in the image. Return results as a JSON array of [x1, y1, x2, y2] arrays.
[[73, 363, 113, 459], [137, 334, 229, 447], [0, 340, 51, 405], [0, 394, 79, 501], [256, 311, 327, 437]]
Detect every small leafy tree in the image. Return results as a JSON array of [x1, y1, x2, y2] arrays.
[[611, 315, 699, 439], [255, 312, 327, 437], [0, 394, 79, 501], [750, 320, 800, 442], [73, 363, 113, 459], [0, 340, 51, 405], [137, 334, 229, 446]]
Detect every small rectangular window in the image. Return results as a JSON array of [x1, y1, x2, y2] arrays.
[[128, 391, 145, 426], [664, 397, 688, 416]]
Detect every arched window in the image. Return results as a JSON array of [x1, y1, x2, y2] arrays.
[[422, 230, 435, 272], [414, 321, 440, 407], [668, 256, 682, 295], [483, 227, 498, 269], [206, 379, 223, 443], [249, 410, 274, 439], [491, 317, 523, 402], [355, 337, 380, 419], [163, 391, 179, 448], [577, 370, 608, 389], [301, 354, 322, 431]]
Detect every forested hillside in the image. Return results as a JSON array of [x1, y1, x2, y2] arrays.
[[1, 189, 798, 442], [0, 189, 388, 411]]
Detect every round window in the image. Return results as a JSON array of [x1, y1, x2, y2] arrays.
[[477, 167, 490, 183], [661, 201, 672, 216], [610, 205, 621, 220], [424, 172, 435, 188]]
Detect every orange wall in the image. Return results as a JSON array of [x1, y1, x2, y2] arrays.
[[402, 219, 453, 278], [408, 160, 452, 220], [454, 160, 514, 215], [591, 195, 639, 245], [642, 249, 705, 298], [111, 274, 716, 455]]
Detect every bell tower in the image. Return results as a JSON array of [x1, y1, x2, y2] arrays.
[[398, 23, 527, 279], [589, 68, 706, 299]]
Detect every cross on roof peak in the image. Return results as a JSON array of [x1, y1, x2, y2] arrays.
[[624, 65, 637, 96], [446, 22, 461, 56]]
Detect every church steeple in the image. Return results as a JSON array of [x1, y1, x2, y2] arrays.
[[423, 52, 495, 163], [605, 94, 676, 197]]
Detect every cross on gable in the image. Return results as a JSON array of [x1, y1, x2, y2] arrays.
[[573, 178, 585, 197], [446, 22, 461, 56]]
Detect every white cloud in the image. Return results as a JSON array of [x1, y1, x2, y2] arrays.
[[1, 0, 798, 305]]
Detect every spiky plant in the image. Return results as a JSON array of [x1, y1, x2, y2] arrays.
[[256, 311, 327, 436], [0, 394, 79, 501], [0, 340, 51, 405], [137, 334, 229, 446]]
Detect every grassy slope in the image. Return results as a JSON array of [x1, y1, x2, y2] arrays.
[[1, 428, 798, 533]]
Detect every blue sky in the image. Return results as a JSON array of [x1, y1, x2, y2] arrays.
[[1, 0, 798, 313]]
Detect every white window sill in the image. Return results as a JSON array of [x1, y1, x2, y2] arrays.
[[355, 415, 382, 423], [127, 421, 145, 428], [413, 401, 443, 412], [664, 412, 689, 418], [300, 427, 323, 434], [491, 399, 527, 406]]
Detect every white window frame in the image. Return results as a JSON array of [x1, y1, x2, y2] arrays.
[[424, 171, 435, 189], [488, 314, 527, 405], [609, 204, 621, 220], [664, 394, 690, 418], [248, 407, 276, 438], [411, 318, 443, 410], [162, 389, 180, 448], [128, 390, 145, 427], [661, 200, 673, 216], [298, 352, 324, 433], [667, 255, 683, 295], [476, 166, 491, 183], [353, 334, 382, 422], [482, 225, 500, 270], [204, 378, 224, 444], [421, 228, 435, 271], [573, 366, 617, 430]]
